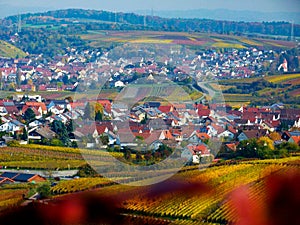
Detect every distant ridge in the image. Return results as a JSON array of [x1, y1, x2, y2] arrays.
[[2, 9, 300, 37], [136, 8, 300, 24]]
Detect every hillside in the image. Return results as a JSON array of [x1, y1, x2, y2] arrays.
[[218, 73, 300, 107], [2, 9, 300, 37], [0, 156, 299, 224], [0, 40, 27, 58]]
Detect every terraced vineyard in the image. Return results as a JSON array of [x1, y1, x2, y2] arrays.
[[0, 145, 124, 170], [0, 184, 30, 212], [0, 155, 299, 224], [82, 156, 299, 225], [51, 177, 114, 194]]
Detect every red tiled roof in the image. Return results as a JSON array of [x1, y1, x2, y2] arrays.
[[25, 102, 47, 112], [291, 136, 300, 145], [188, 144, 210, 155], [161, 130, 173, 140], [196, 132, 210, 140], [226, 143, 238, 151], [158, 105, 173, 113], [198, 109, 210, 117]]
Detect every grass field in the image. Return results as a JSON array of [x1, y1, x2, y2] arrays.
[[265, 73, 300, 83], [0, 40, 27, 58], [80, 31, 296, 50]]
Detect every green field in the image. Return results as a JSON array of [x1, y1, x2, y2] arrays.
[[81, 30, 297, 50], [0, 40, 27, 58]]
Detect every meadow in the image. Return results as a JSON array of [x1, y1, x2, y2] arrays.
[[0, 40, 27, 58], [80, 30, 296, 50]]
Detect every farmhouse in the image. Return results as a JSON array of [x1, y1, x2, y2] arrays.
[[0, 172, 46, 183]]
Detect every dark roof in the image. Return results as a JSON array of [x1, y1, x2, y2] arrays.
[[0, 172, 18, 179], [14, 173, 37, 182], [0, 172, 39, 182], [35, 126, 56, 139], [144, 102, 161, 108]]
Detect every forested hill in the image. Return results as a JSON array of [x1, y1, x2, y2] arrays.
[[2, 9, 300, 37]]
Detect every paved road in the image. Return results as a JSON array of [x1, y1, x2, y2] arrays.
[[0, 169, 78, 178], [197, 82, 216, 99]]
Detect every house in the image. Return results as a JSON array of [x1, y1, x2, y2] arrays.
[[282, 131, 300, 141], [158, 105, 174, 114], [115, 80, 125, 87], [288, 136, 300, 145], [159, 130, 173, 140], [225, 142, 238, 152], [0, 119, 25, 133], [218, 130, 235, 140], [28, 126, 56, 140], [189, 132, 210, 144], [183, 144, 211, 164], [3, 101, 19, 115], [238, 130, 267, 142], [0, 172, 46, 183], [0, 177, 14, 185], [25, 102, 47, 114], [47, 100, 70, 111], [28, 120, 43, 128]]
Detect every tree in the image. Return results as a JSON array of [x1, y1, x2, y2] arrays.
[[124, 150, 132, 161], [141, 113, 148, 124], [66, 119, 75, 133], [21, 129, 28, 141], [50, 138, 64, 147], [257, 137, 274, 151], [16, 68, 22, 88], [37, 183, 51, 199], [269, 132, 281, 141], [24, 108, 36, 123], [95, 111, 103, 121], [83, 102, 93, 120], [236, 139, 259, 158], [135, 152, 143, 162], [76, 164, 98, 177], [95, 102, 104, 121], [50, 120, 70, 146]]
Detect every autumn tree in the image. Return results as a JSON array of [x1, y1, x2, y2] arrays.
[[257, 137, 274, 150], [269, 132, 281, 141]]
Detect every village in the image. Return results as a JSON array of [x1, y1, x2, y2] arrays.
[[0, 88, 299, 164], [0, 38, 290, 93], [0, 40, 299, 185]]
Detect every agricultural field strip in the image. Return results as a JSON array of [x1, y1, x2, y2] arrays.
[[119, 164, 282, 221]]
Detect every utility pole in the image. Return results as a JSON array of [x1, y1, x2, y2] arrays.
[[291, 20, 294, 41], [17, 14, 21, 33], [144, 15, 147, 27]]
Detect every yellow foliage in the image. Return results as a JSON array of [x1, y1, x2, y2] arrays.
[[258, 137, 275, 150]]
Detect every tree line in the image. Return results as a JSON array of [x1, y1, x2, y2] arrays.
[[2, 9, 300, 37]]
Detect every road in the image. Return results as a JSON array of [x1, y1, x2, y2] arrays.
[[0, 168, 78, 178]]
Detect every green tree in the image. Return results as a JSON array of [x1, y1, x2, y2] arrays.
[[37, 183, 51, 199], [50, 120, 70, 146], [95, 111, 103, 121], [236, 139, 259, 158], [66, 119, 75, 133], [24, 108, 36, 123], [124, 150, 132, 161], [135, 152, 143, 162], [76, 164, 98, 177], [83, 102, 93, 120], [50, 138, 64, 146], [21, 129, 28, 141]]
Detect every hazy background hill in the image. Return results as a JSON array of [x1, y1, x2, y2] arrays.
[[136, 9, 300, 24]]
